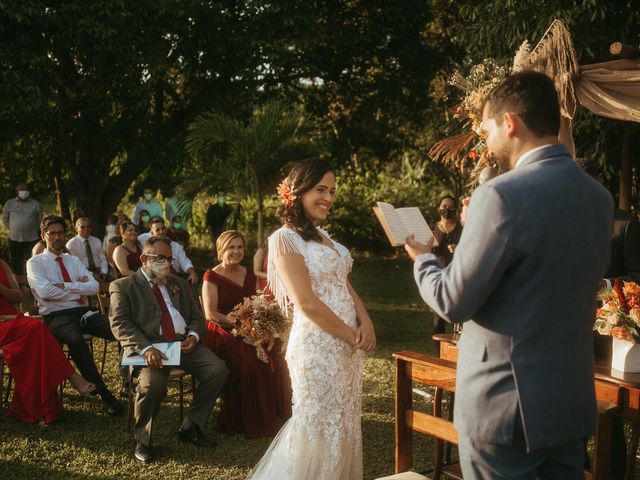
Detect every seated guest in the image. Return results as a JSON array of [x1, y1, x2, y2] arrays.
[[105, 215, 130, 271], [66, 217, 109, 281], [203, 230, 292, 438], [139, 217, 198, 285], [109, 236, 228, 463], [31, 240, 46, 257], [102, 214, 118, 251], [166, 215, 190, 248], [26, 215, 122, 415], [112, 221, 142, 278], [137, 209, 152, 233], [0, 257, 95, 426]]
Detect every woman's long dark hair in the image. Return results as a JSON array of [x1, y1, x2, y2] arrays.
[[276, 158, 333, 242]]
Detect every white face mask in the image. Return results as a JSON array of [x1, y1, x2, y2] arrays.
[[147, 259, 170, 283], [17, 190, 29, 200]]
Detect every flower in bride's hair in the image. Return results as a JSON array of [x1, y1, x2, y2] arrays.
[[277, 179, 296, 205]]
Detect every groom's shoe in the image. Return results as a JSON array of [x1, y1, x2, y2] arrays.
[[133, 442, 153, 463], [177, 424, 212, 447]]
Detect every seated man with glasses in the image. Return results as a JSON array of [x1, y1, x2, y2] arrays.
[[26, 215, 123, 415], [108, 236, 228, 463]]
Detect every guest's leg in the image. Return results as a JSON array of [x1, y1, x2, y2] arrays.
[[610, 417, 627, 480], [134, 367, 170, 446], [1, 316, 75, 423], [8, 240, 26, 275], [46, 313, 107, 392], [81, 313, 116, 341], [180, 344, 229, 430]]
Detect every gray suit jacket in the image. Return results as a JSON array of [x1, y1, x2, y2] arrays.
[[109, 269, 204, 357], [414, 144, 613, 451]]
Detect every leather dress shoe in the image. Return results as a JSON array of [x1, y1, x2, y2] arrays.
[[100, 392, 124, 416], [177, 424, 212, 447], [133, 442, 153, 463]]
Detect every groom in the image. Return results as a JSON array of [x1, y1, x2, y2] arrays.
[[405, 71, 613, 478], [109, 236, 228, 463]]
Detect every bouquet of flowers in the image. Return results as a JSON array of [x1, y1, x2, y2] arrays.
[[594, 280, 640, 343], [229, 294, 292, 363]]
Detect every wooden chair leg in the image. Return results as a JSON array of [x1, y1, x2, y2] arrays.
[[178, 376, 185, 423], [395, 358, 413, 474], [433, 387, 444, 480], [99, 339, 108, 376], [0, 355, 4, 408], [127, 367, 135, 433]]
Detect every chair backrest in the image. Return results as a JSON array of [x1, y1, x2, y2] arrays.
[[393, 351, 458, 475]]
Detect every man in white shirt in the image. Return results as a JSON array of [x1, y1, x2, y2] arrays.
[[109, 236, 228, 463], [139, 217, 199, 285], [66, 217, 109, 280], [27, 215, 122, 415]]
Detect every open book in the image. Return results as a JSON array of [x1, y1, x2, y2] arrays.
[[373, 202, 438, 247], [121, 341, 181, 366]]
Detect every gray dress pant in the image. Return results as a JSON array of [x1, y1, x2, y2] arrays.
[[133, 343, 229, 446], [458, 411, 585, 480]]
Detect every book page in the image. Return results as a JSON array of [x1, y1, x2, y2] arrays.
[[396, 207, 438, 246], [375, 202, 408, 246]]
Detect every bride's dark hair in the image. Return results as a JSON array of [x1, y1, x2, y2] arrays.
[[277, 158, 333, 242]]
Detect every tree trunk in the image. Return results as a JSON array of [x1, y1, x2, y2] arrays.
[[619, 125, 633, 211]]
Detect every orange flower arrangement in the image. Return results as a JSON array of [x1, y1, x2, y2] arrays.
[[229, 294, 291, 363], [594, 280, 640, 343], [277, 179, 296, 206]]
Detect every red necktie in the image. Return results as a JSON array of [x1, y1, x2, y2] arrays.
[[55, 256, 85, 305], [151, 283, 176, 341]]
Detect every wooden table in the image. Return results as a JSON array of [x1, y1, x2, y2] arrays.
[[432, 333, 640, 480]]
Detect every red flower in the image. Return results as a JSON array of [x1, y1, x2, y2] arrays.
[[614, 279, 629, 313]]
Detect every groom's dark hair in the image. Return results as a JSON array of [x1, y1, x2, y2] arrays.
[[485, 70, 560, 138]]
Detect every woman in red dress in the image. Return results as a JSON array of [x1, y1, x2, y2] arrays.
[[0, 259, 94, 425], [202, 230, 291, 438], [112, 221, 142, 277]]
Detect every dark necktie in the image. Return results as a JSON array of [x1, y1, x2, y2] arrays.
[[151, 282, 176, 341], [84, 239, 96, 271], [55, 256, 85, 305]]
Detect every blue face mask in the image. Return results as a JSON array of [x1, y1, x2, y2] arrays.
[[217, 196, 226, 206], [173, 222, 183, 230], [141, 215, 151, 223]]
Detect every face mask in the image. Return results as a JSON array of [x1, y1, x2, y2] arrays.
[[173, 222, 183, 230], [18, 190, 29, 200], [141, 215, 151, 223], [143, 193, 153, 202], [147, 259, 170, 283], [439, 208, 456, 220], [217, 196, 226, 206]]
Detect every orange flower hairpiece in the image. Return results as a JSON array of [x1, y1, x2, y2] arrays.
[[277, 179, 296, 205]]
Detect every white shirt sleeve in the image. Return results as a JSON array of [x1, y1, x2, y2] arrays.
[[172, 242, 193, 273]]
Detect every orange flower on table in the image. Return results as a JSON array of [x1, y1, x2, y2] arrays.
[[611, 326, 634, 342]]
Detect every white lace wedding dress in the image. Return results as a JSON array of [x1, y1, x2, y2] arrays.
[[248, 226, 364, 480]]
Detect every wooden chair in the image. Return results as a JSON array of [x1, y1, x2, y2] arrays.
[[126, 367, 193, 432], [394, 351, 460, 480]]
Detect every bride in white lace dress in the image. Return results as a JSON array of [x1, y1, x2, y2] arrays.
[[248, 158, 376, 480]]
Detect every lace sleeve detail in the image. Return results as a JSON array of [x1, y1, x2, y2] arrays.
[[267, 228, 307, 312]]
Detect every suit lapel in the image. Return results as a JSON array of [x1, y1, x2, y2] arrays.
[[166, 276, 186, 317], [135, 269, 161, 311]]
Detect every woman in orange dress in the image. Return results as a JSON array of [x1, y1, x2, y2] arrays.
[[202, 230, 291, 438], [0, 259, 94, 425]]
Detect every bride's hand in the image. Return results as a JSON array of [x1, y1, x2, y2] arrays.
[[357, 321, 376, 353]]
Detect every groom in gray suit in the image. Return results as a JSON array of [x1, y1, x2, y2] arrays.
[[109, 236, 229, 463], [405, 71, 613, 478]]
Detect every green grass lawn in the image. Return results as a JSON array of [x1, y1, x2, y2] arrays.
[[0, 254, 445, 479]]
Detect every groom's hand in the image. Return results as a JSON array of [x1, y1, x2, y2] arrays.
[[404, 235, 434, 261]]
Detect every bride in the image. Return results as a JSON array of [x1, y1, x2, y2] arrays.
[[248, 158, 376, 480]]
